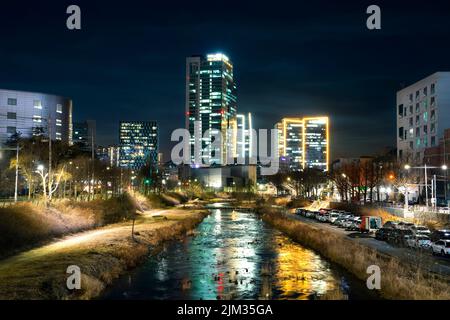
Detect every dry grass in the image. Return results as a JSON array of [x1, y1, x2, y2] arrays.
[[259, 206, 450, 300], [0, 195, 139, 259], [0, 208, 208, 300]]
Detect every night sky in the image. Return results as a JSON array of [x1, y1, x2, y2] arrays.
[[1, 0, 450, 161]]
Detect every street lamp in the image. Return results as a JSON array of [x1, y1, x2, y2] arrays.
[[404, 163, 448, 211]]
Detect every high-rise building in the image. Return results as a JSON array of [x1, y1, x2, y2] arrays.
[[96, 145, 120, 167], [185, 53, 237, 166], [275, 116, 329, 171], [236, 112, 253, 160], [397, 72, 450, 164], [0, 89, 72, 145], [73, 120, 96, 151], [304, 117, 329, 170], [119, 121, 158, 170], [276, 118, 304, 171]]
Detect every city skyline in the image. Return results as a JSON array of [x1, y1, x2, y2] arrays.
[[2, 2, 450, 161]]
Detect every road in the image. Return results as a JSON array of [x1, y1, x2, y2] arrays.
[[286, 213, 450, 276]]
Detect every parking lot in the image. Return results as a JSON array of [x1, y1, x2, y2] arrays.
[[287, 209, 450, 276]]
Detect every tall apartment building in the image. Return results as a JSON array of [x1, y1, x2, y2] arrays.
[[185, 53, 237, 166], [0, 89, 72, 145], [397, 72, 450, 164], [275, 116, 329, 171], [119, 121, 158, 170], [73, 120, 96, 151]]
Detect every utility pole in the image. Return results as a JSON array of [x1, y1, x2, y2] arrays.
[[424, 163, 428, 210], [91, 128, 95, 201], [48, 116, 52, 201], [14, 144, 19, 202]]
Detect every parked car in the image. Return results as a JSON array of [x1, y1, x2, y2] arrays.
[[375, 228, 390, 241], [406, 234, 432, 250], [328, 212, 340, 223], [305, 210, 316, 218], [342, 216, 355, 229], [346, 217, 361, 231], [430, 229, 450, 242], [295, 208, 306, 216], [397, 222, 415, 230], [333, 216, 345, 226], [388, 229, 413, 247], [411, 225, 431, 235], [383, 221, 399, 230], [430, 240, 450, 256]]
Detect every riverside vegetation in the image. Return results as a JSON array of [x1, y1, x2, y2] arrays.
[[258, 205, 450, 300], [0, 192, 208, 299]]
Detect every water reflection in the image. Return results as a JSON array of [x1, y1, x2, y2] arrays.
[[103, 209, 370, 300]]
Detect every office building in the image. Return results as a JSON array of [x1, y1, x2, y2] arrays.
[[397, 72, 450, 164], [275, 116, 329, 171], [0, 89, 72, 145], [185, 53, 237, 166], [73, 120, 96, 151], [97, 145, 120, 167], [119, 121, 158, 170], [236, 112, 253, 160]]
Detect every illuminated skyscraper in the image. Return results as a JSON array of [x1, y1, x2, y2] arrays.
[[185, 53, 237, 166], [236, 112, 253, 160], [275, 118, 304, 171], [119, 121, 158, 170], [303, 117, 329, 170], [275, 116, 329, 171]]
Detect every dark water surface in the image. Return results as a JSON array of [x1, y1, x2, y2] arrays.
[[103, 208, 377, 300]]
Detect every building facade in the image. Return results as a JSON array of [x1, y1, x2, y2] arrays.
[[397, 72, 450, 164], [119, 121, 158, 170], [236, 112, 253, 160], [97, 145, 120, 167], [275, 116, 329, 171], [0, 89, 72, 145], [185, 53, 237, 166], [73, 120, 96, 151]]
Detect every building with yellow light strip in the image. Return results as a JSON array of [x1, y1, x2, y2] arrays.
[[275, 116, 329, 171]]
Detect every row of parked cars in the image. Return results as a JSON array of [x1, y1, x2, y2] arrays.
[[375, 222, 450, 256], [295, 207, 450, 257], [294, 208, 381, 232]]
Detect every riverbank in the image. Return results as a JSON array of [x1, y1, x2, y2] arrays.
[[258, 206, 450, 300], [0, 194, 139, 259], [0, 208, 208, 300]]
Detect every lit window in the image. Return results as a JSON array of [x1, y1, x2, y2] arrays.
[[56, 104, 63, 113]]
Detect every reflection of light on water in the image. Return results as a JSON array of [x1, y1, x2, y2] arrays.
[[155, 257, 169, 282], [273, 235, 339, 299]]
